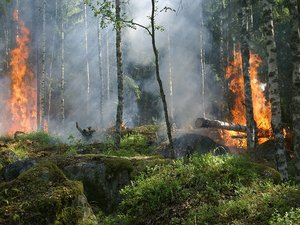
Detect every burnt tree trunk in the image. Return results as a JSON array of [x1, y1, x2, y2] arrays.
[[240, 0, 257, 148]]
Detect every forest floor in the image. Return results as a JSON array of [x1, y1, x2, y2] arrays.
[[0, 126, 300, 224]]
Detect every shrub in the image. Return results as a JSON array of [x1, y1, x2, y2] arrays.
[[117, 154, 284, 225]]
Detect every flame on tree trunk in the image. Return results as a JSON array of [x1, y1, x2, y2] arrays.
[[2, 10, 37, 135], [220, 50, 272, 148]]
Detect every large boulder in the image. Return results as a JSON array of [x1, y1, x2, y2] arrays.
[[0, 162, 97, 225], [158, 133, 229, 158], [61, 156, 133, 213]]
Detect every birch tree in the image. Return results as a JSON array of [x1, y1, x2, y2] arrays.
[[84, 3, 91, 115], [97, 18, 104, 127], [262, 0, 288, 181], [240, 0, 257, 148], [287, 0, 300, 183]]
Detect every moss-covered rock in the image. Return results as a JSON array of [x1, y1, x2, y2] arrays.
[[0, 162, 97, 225], [61, 156, 133, 213]]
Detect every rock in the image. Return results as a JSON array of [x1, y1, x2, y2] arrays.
[[0, 162, 97, 225], [62, 156, 132, 213], [0, 159, 37, 182], [158, 133, 229, 158]]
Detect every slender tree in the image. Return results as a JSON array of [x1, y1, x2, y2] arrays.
[[47, 0, 58, 124], [287, 0, 300, 183], [262, 0, 288, 181], [115, 0, 124, 149], [60, 0, 65, 126], [240, 0, 257, 148], [150, 0, 174, 157], [199, 7, 206, 118], [219, 0, 229, 120], [40, 0, 46, 131], [167, 27, 174, 120], [106, 28, 111, 101], [98, 17, 104, 127], [84, 3, 91, 115]]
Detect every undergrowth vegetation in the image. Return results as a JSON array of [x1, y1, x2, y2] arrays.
[[101, 154, 300, 225], [1, 128, 300, 224]]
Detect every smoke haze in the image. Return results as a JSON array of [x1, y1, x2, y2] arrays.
[[0, 0, 219, 139]]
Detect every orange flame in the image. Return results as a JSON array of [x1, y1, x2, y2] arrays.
[[221, 50, 272, 148], [2, 10, 37, 135]]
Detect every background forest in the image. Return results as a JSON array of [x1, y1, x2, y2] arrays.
[[0, 0, 297, 134]]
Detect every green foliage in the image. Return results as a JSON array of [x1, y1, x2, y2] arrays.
[[107, 154, 298, 225], [269, 208, 300, 225], [15, 131, 61, 147]]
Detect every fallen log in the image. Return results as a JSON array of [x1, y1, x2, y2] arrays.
[[195, 118, 272, 137], [195, 118, 247, 132]]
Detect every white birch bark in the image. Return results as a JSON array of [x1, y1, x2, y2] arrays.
[[262, 0, 288, 181]]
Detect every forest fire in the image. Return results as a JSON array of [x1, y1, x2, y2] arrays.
[[1, 10, 37, 135], [220, 50, 272, 148]]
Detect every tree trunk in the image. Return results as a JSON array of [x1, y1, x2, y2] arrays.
[[195, 117, 247, 132], [199, 10, 206, 118], [167, 28, 174, 120], [4, 3, 10, 73], [40, 0, 46, 131], [151, 0, 174, 158], [219, 0, 229, 120], [60, 1, 65, 126], [287, 0, 300, 183], [47, 0, 58, 125], [240, 0, 257, 149], [32, 0, 41, 131], [106, 28, 111, 101], [84, 3, 90, 116], [115, 0, 124, 149], [262, 0, 288, 181], [98, 17, 104, 127]]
